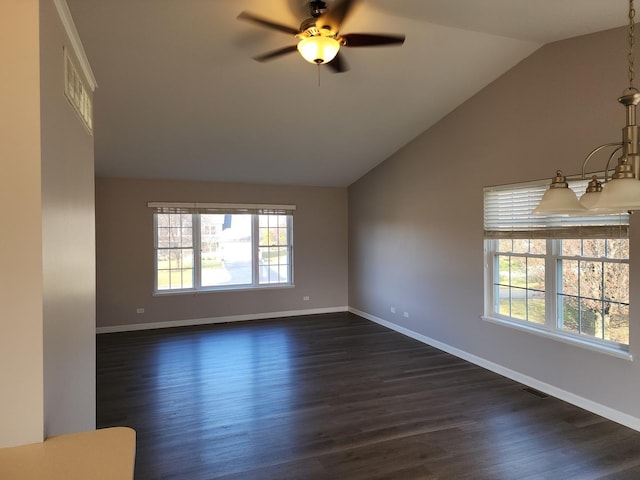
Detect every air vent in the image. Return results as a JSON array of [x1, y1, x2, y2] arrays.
[[64, 47, 93, 133]]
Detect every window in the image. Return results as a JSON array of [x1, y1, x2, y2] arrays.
[[150, 202, 295, 292], [494, 238, 547, 325], [64, 47, 93, 133], [484, 180, 629, 352]]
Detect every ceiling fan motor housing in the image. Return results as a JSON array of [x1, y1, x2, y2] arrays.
[[308, 1, 328, 17]]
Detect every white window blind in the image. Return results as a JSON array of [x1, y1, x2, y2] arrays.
[[483, 179, 629, 239], [147, 202, 296, 215]]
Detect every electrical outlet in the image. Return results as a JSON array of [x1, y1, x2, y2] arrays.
[[303, 296, 310, 301], [390, 306, 396, 313], [136, 308, 145, 314], [403, 312, 409, 318]]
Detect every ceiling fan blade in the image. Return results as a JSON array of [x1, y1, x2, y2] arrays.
[[253, 45, 299, 62], [341, 33, 405, 47], [326, 51, 348, 73], [316, 0, 357, 33], [237, 11, 300, 35]]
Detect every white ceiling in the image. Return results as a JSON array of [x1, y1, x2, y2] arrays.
[[66, 0, 627, 187]]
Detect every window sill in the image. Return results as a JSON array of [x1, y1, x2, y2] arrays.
[[154, 284, 295, 296], [481, 315, 633, 361]]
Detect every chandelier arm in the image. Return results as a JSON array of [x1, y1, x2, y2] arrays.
[[580, 143, 624, 179], [604, 146, 624, 181]]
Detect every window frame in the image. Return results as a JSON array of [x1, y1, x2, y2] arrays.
[[154, 211, 195, 291], [482, 180, 631, 359], [151, 202, 295, 294]]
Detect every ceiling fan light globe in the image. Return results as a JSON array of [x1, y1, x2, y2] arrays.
[[297, 36, 340, 64]]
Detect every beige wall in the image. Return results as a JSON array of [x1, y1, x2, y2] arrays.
[[349, 26, 640, 423], [95, 178, 348, 328], [40, 0, 96, 437], [0, 0, 45, 448], [0, 0, 96, 448]]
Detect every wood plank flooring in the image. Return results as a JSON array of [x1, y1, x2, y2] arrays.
[[97, 312, 640, 479]]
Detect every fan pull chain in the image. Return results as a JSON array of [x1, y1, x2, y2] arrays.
[[317, 64, 321, 87]]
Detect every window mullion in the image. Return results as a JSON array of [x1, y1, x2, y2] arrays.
[[600, 261, 606, 340], [525, 256, 529, 321], [193, 213, 201, 289], [492, 248, 500, 316], [547, 238, 558, 330], [252, 215, 259, 286], [288, 214, 294, 285]]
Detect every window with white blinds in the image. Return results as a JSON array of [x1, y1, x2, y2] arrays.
[[483, 179, 630, 354], [484, 179, 629, 239]]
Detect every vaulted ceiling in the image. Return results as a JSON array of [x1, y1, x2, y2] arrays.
[[67, 0, 627, 186]]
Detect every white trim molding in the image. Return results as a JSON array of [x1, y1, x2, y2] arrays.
[[53, 0, 97, 90], [482, 315, 633, 361], [96, 306, 349, 334], [349, 307, 640, 433]]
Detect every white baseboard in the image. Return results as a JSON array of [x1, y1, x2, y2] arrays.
[[96, 306, 349, 334], [349, 307, 640, 433]]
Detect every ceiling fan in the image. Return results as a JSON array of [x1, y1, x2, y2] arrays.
[[237, 0, 405, 73]]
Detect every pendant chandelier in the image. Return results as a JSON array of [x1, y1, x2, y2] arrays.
[[534, 0, 640, 215]]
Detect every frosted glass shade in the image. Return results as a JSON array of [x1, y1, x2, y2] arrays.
[[297, 36, 340, 64], [533, 186, 586, 215], [591, 177, 640, 212], [579, 190, 602, 210]]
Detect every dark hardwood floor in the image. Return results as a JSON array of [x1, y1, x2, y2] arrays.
[[97, 312, 640, 479]]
